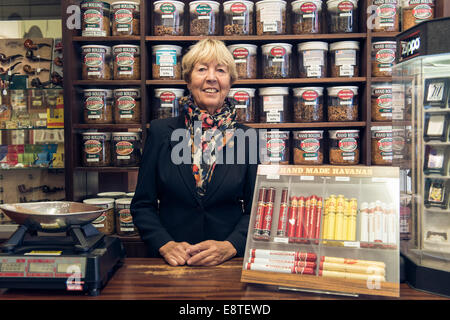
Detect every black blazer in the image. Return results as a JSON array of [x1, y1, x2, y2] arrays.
[[131, 115, 258, 257]]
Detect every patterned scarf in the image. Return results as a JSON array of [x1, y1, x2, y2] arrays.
[[181, 95, 237, 197]]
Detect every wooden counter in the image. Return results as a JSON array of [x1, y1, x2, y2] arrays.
[[0, 258, 447, 300]]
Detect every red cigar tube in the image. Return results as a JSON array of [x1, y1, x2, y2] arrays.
[[296, 252, 317, 262], [248, 257, 317, 269], [314, 197, 323, 244], [276, 188, 289, 237], [261, 187, 276, 238], [294, 266, 316, 275], [295, 196, 305, 242], [252, 187, 267, 239], [308, 196, 317, 241], [287, 197, 298, 242], [302, 196, 311, 243]]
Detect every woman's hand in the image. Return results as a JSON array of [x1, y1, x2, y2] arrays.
[[185, 240, 237, 266], [159, 241, 191, 266]]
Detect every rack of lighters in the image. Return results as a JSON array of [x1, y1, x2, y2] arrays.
[[252, 187, 398, 249]]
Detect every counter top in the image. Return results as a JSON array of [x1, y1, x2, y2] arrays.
[[0, 258, 447, 300]]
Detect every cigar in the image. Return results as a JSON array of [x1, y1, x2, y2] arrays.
[[308, 196, 317, 241], [248, 257, 317, 269], [314, 197, 323, 244], [320, 256, 386, 269], [319, 269, 386, 282], [250, 249, 317, 262], [288, 197, 298, 242], [246, 263, 315, 275], [294, 196, 305, 242], [276, 188, 289, 237], [304, 196, 311, 241], [261, 187, 276, 239], [320, 261, 385, 276], [252, 187, 267, 239]]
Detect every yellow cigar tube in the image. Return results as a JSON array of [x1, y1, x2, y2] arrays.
[[319, 270, 386, 282], [320, 261, 385, 276], [343, 200, 350, 240], [327, 206, 336, 240], [322, 206, 329, 240], [334, 205, 344, 240], [321, 256, 386, 269]]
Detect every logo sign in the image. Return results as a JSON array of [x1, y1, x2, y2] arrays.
[[270, 47, 286, 57], [231, 2, 247, 13], [399, 32, 421, 63]]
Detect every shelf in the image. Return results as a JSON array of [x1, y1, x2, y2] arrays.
[[370, 32, 400, 38], [74, 167, 139, 173], [0, 127, 64, 131], [370, 122, 393, 127], [73, 36, 141, 42], [245, 122, 366, 129], [146, 78, 367, 86], [145, 33, 368, 42], [73, 124, 142, 130], [73, 80, 142, 86], [372, 77, 394, 83], [0, 166, 64, 170]]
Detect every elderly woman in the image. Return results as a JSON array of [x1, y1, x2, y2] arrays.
[[131, 39, 257, 267]]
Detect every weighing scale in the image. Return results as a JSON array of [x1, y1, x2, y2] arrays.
[[0, 202, 126, 296]]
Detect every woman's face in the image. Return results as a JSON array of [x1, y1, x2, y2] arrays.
[[187, 61, 231, 114]]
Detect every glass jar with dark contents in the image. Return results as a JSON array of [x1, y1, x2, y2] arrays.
[[83, 198, 115, 235], [293, 87, 324, 122], [260, 130, 290, 164], [326, 0, 358, 33], [228, 88, 256, 123], [262, 43, 292, 79], [111, 1, 140, 36], [81, 132, 111, 167], [153, 88, 185, 119], [327, 86, 359, 122], [115, 198, 138, 236], [111, 132, 141, 167], [223, 0, 254, 35], [83, 89, 113, 124], [113, 88, 141, 124], [329, 129, 360, 165], [81, 0, 111, 37]]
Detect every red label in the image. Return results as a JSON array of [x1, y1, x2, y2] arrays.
[[302, 90, 319, 101], [270, 47, 286, 57], [338, 1, 354, 12], [231, 2, 247, 13], [160, 91, 176, 102], [338, 89, 354, 100], [233, 91, 250, 102], [301, 2, 317, 13], [233, 48, 249, 59]]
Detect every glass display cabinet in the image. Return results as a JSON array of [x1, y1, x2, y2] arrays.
[[393, 17, 450, 297]]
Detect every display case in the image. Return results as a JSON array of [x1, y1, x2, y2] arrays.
[[240, 164, 400, 297], [393, 17, 450, 297]]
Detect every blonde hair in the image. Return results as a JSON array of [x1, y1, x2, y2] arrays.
[[182, 39, 238, 84]]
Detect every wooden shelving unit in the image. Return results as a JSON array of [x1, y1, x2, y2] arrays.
[[62, 0, 448, 202]]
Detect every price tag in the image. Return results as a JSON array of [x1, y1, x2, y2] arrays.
[[344, 241, 360, 248], [266, 174, 280, 180], [335, 176, 350, 182], [300, 176, 314, 181], [273, 237, 289, 244]]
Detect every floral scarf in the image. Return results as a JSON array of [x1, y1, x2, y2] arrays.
[[181, 95, 237, 197]]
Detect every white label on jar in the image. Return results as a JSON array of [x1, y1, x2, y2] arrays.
[[307, 66, 322, 77], [233, 16, 246, 21], [267, 111, 281, 122], [162, 14, 174, 19], [234, 59, 247, 63], [161, 103, 174, 108], [260, 4, 281, 22], [156, 50, 177, 66], [160, 66, 174, 77], [88, 115, 101, 119], [264, 22, 278, 32], [340, 65, 354, 77], [303, 50, 324, 67], [198, 15, 211, 20], [117, 155, 131, 160], [263, 96, 284, 111], [87, 158, 100, 162], [335, 50, 356, 66]]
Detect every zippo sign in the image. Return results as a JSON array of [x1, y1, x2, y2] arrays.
[[398, 31, 422, 63]]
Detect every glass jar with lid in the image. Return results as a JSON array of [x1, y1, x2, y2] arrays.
[[261, 43, 292, 79], [83, 89, 113, 124], [259, 87, 290, 123], [152, 44, 182, 80], [291, 0, 323, 34], [153, 88, 185, 119], [329, 129, 360, 165], [153, 0, 185, 35], [293, 87, 324, 122], [255, 0, 287, 35], [81, 132, 111, 167], [111, 132, 141, 167], [113, 88, 141, 124], [329, 41, 360, 78], [327, 86, 359, 121], [223, 0, 254, 35], [228, 88, 257, 123], [297, 41, 328, 78], [326, 0, 358, 33], [227, 44, 258, 79], [189, 0, 220, 36]]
